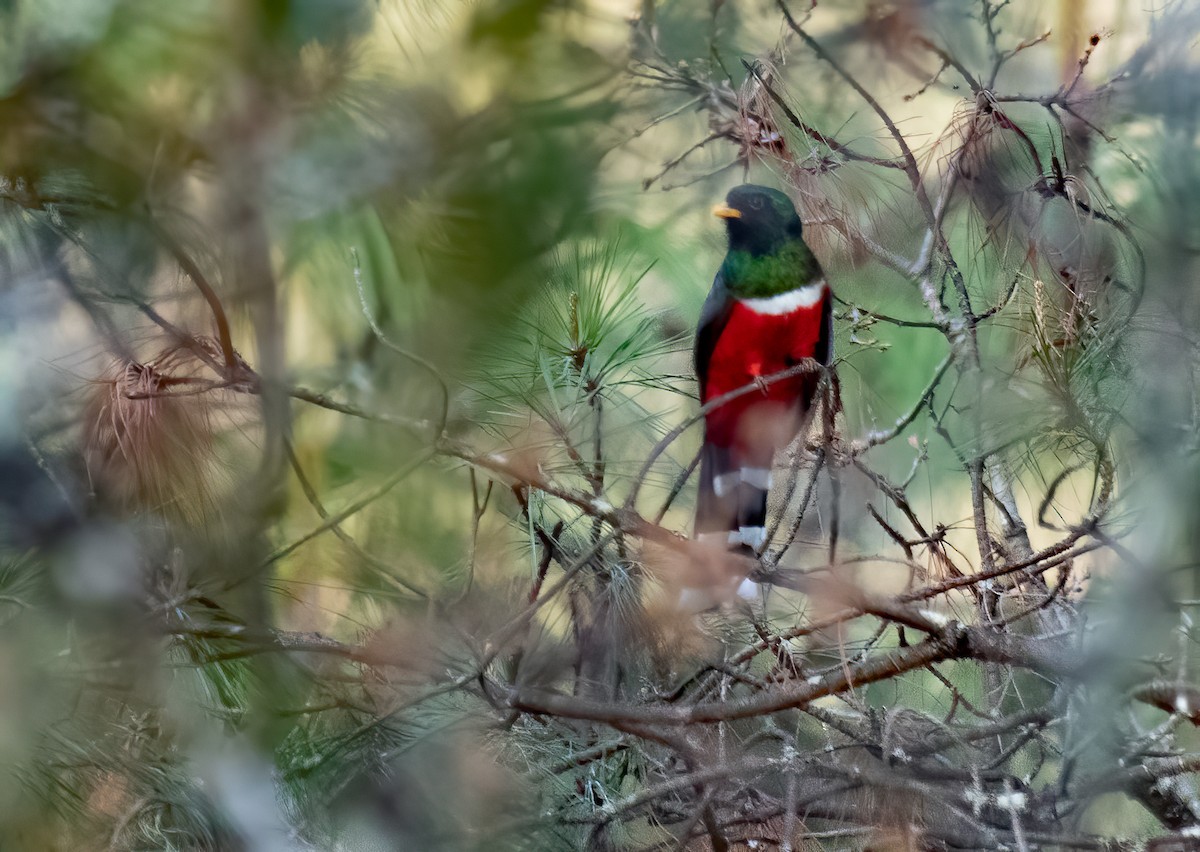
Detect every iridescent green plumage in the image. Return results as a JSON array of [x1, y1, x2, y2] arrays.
[[721, 240, 822, 298]]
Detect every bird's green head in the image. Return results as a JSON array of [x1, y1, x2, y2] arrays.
[[712, 184, 803, 257]]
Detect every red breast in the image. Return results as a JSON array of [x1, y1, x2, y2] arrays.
[[703, 284, 827, 449]]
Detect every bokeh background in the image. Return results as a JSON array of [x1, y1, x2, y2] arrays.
[[1, 0, 1199, 848]]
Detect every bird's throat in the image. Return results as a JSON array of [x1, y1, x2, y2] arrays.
[[721, 239, 820, 298]]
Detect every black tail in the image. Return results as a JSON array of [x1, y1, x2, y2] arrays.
[[695, 443, 769, 554]]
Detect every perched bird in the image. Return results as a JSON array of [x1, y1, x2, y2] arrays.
[[694, 184, 832, 556]]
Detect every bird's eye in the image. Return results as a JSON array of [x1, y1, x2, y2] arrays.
[[750, 196, 765, 210]]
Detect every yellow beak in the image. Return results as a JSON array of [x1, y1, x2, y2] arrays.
[[711, 203, 742, 219]]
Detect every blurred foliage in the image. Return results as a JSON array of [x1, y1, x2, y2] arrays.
[[0, 0, 1199, 849]]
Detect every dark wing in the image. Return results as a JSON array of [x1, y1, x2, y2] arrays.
[[814, 283, 833, 366], [694, 270, 735, 400]]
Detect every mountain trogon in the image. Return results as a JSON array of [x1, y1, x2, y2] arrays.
[[694, 184, 832, 556]]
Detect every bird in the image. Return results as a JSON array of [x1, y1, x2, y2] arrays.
[[694, 184, 832, 559]]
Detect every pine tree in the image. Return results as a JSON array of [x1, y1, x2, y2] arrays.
[[2, 1, 1200, 850]]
